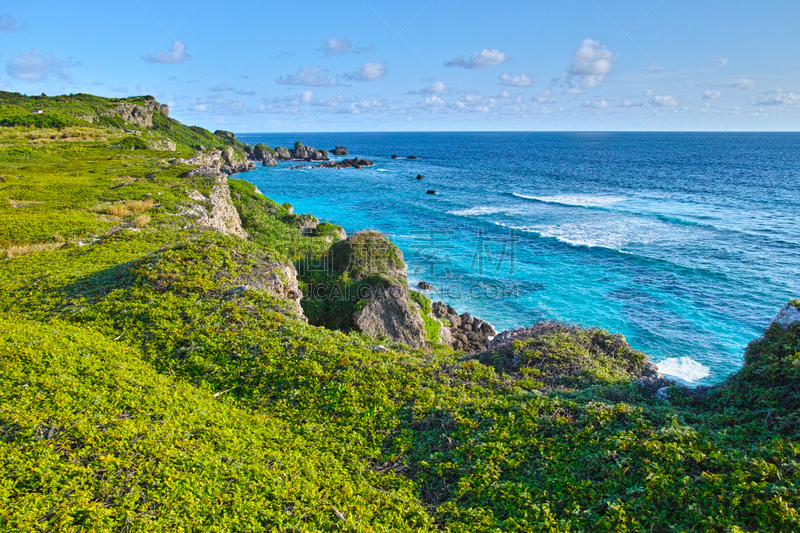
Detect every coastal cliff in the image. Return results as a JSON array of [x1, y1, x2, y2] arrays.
[[2, 92, 799, 532]]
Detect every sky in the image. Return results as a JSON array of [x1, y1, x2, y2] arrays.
[[1, 0, 799, 132]]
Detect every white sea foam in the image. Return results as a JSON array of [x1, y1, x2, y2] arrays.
[[513, 193, 625, 209], [376, 169, 391, 172], [449, 206, 518, 216], [656, 357, 711, 382]]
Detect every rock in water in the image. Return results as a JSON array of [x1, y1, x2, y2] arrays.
[[408, 155, 417, 159], [331, 146, 348, 155], [417, 281, 433, 290], [391, 154, 399, 159], [416, 174, 424, 180], [275, 146, 291, 161], [426, 190, 437, 195]]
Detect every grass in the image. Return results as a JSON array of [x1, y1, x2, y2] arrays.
[[1, 91, 799, 532]]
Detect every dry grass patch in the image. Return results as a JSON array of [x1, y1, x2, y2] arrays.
[[102, 198, 154, 217], [133, 214, 151, 228], [2, 240, 65, 258], [7, 199, 43, 208]]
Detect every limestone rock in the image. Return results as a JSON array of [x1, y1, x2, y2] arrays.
[[354, 285, 426, 349], [100, 98, 169, 128], [275, 146, 291, 161], [180, 176, 247, 239]]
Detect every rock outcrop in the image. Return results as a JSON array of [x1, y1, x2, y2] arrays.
[[315, 157, 374, 169], [180, 175, 247, 239], [329, 231, 426, 348], [331, 146, 348, 155], [290, 142, 328, 161], [275, 146, 291, 161], [354, 285, 427, 349], [100, 98, 169, 128], [225, 261, 306, 321], [220, 147, 254, 175]]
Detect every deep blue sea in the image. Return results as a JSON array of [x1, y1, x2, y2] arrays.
[[236, 132, 800, 385]]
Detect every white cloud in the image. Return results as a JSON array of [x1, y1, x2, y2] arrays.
[[499, 90, 512, 99], [499, 72, 532, 87], [555, 39, 616, 91], [620, 100, 644, 108], [209, 84, 232, 92], [6, 49, 76, 82], [534, 89, 558, 103], [728, 78, 755, 90], [320, 37, 374, 56], [445, 48, 510, 69], [650, 94, 679, 107], [420, 95, 446, 107], [754, 88, 800, 106], [0, 13, 22, 32], [145, 41, 189, 64], [582, 100, 609, 108], [703, 90, 722, 100], [713, 58, 729, 68], [348, 61, 388, 82], [276, 67, 340, 87], [409, 81, 450, 95], [644, 64, 665, 72], [192, 103, 208, 112], [298, 90, 315, 103]]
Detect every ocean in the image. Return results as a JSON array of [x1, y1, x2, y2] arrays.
[[235, 132, 800, 386]]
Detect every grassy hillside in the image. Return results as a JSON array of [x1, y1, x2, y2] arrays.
[[1, 93, 799, 532]]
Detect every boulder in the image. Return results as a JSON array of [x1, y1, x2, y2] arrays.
[[391, 154, 399, 159], [353, 285, 426, 349], [262, 153, 277, 167], [417, 281, 434, 290], [275, 146, 291, 161], [426, 190, 437, 195], [416, 174, 424, 180], [331, 146, 348, 155]]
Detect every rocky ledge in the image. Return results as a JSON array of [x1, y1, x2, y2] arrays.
[[315, 157, 374, 169]]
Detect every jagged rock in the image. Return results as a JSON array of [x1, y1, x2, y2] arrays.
[[179, 176, 247, 239], [290, 142, 328, 161], [417, 281, 433, 290], [185, 166, 225, 179], [100, 98, 168, 128], [372, 345, 389, 353], [150, 139, 177, 151], [416, 174, 424, 180], [214, 130, 236, 142], [408, 155, 417, 159], [354, 285, 426, 349], [331, 146, 348, 155], [262, 153, 277, 167], [771, 302, 800, 328], [275, 146, 291, 161], [427, 302, 493, 352], [315, 157, 374, 169], [426, 190, 437, 195]]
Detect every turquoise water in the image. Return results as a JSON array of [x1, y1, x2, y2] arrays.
[[236, 132, 800, 385]]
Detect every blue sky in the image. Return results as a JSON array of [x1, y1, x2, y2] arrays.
[[1, 0, 799, 131]]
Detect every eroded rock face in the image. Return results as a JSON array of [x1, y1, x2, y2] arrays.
[[275, 146, 291, 161], [180, 176, 247, 239], [230, 262, 306, 321], [772, 302, 800, 328], [101, 99, 169, 128], [354, 285, 426, 349]]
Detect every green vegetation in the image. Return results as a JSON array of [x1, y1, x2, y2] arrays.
[[410, 289, 441, 344], [1, 92, 799, 532]]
